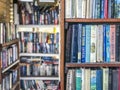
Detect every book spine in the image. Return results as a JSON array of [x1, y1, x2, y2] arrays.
[[103, 68, 109, 90], [76, 69, 82, 90], [104, 0, 108, 18], [101, 0, 104, 18], [81, 25, 86, 63], [90, 25, 97, 62], [90, 69, 96, 90], [85, 25, 91, 63], [77, 24, 82, 63], [105, 25, 110, 62], [103, 25, 106, 62], [110, 25, 116, 62], [71, 24, 78, 62]]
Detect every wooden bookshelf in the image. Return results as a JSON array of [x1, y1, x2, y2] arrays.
[[2, 60, 19, 73], [0, 39, 19, 48], [66, 63, 120, 68], [65, 18, 120, 23]]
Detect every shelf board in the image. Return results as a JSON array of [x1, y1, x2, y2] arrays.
[[20, 53, 59, 57], [20, 76, 59, 80], [2, 60, 20, 73], [66, 62, 120, 68], [11, 81, 20, 90], [65, 18, 120, 23], [0, 39, 19, 48], [17, 25, 60, 33]]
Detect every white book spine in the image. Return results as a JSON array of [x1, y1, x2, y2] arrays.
[[90, 25, 97, 62], [76, 0, 82, 18]]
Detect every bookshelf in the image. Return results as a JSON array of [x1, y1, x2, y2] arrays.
[[62, 0, 120, 90], [0, 38, 20, 90], [16, 0, 61, 89]]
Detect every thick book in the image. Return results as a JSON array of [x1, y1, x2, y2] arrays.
[[96, 69, 103, 90], [81, 25, 86, 63], [90, 69, 96, 90], [70, 24, 78, 62], [103, 68, 109, 90], [77, 24, 82, 63], [90, 25, 97, 62], [110, 25, 116, 62], [75, 69, 82, 90], [85, 25, 91, 63]]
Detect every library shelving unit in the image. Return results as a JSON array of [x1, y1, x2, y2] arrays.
[[61, 0, 120, 90], [16, 0, 61, 89], [0, 39, 20, 90]]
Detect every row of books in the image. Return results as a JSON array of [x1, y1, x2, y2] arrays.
[[20, 62, 58, 76], [20, 80, 60, 90], [1, 44, 18, 69], [20, 56, 59, 76], [66, 68, 120, 90], [19, 32, 59, 54], [0, 23, 16, 44], [17, 1, 59, 25], [65, 0, 120, 18], [1, 69, 19, 90], [65, 24, 120, 63]]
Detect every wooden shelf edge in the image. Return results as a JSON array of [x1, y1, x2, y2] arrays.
[[20, 76, 59, 80], [2, 60, 20, 73], [10, 81, 20, 90], [19, 53, 59, 57], [66, 62, 120, 67], [65, 18, 120, 23], [1, 39, 19, 47]]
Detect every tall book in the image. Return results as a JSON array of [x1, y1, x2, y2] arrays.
[[65, 0, 72, 18], [65, 25, 72, 62], [90, 69, 96, 90], [90, 25, 97, 62], [85, 25, 91, 63], [105, 25, 110, 62], [103, 68, 109, 90], [81, 25, 86, 63], [84, 68, 90, 90], [76, 0, 82, 18], [110, 25, 116, 62], [77, 24, 82, 63], [70, 24, 78, 62], [75, 69, 82, 90]]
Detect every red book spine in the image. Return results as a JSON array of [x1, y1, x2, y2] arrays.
[[110, 25, 116, 62], [104, 0, 108, 18]]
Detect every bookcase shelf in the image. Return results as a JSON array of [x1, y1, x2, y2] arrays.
[[20, 77, 59, 80], [0, 39, 19, 48], [20, 53, 59, 58], [2, 60, 19, 73], [65, 18, 120, 23], [11, 81, 20, 90], [17, 25, 60, 33], [66, 63, 120, 68]]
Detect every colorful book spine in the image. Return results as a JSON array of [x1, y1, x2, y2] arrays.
[[75, 69, 82, 90], [110, 25, 116, 62], [77, 24, 82, 63], [105, 25, 110, 62], [90, 25, 97, 62], [85, 25, 91, 63], [81, 25, 86, 63], [90, 69, 96, 90]]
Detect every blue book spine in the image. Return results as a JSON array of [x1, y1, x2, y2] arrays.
[[81, 25, 86, 63], [96, 69, 103, 90], [77, 24, 82, 63], [108, 0, 112, 18], [85, 25, 91, 63], [71, 24, 78, 62], [103, 25, 106, 62], [105, 25, 110, 62], [101, 0, 104, 18], [116, 0, 120, 18], [90, 70, 97, 90]]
